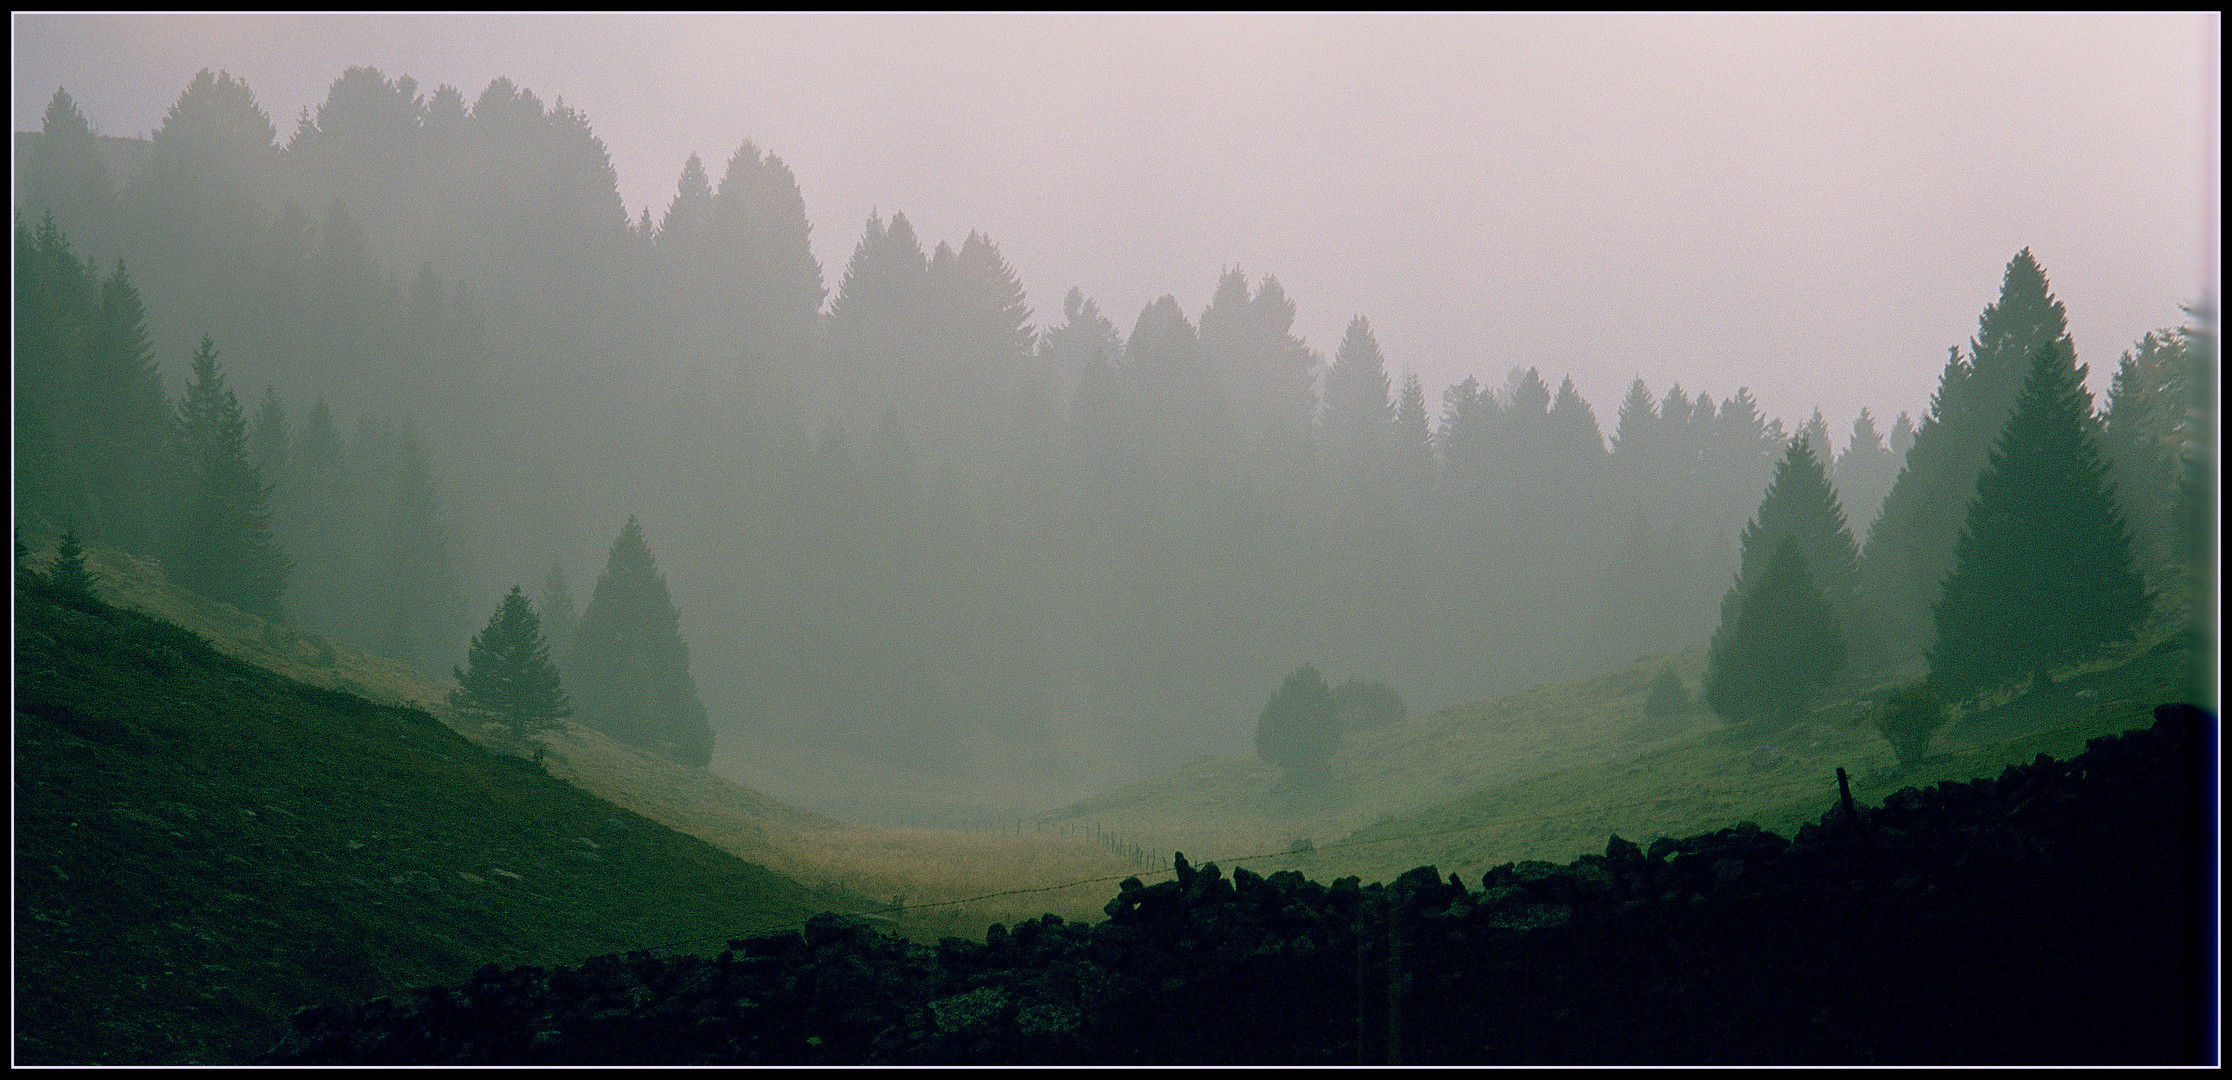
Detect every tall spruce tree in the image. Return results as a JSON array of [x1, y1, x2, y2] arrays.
[[250, 386, 290, 486], [1322, 316, 1393, 496], [824, 210, 929, 423], [1705, 534, 1847, 727], [1927, 341, 2150, 697], [1395, 370, 1435, 498], [570, 517, 715, 767], [1798, 408, 1830, 456], [655, 152, 715, 255], [22, 89, 120, 262], [1864, 250, 2073, 673], [1041, 287, 1124, 405], [1833, 407, 1900, 539], [170, 336, 290, 619], [1722, 435, 1862, 639], [1122, 294, 1236, 490], [2102, 328, 2190, 590], [1890, 412, 1917, 457], [1548, 376, 1607, 464], [1196, 269, 1320, 486], [14, 213, 99, 537], [281, 396, 354, 641], [1704, 387, 1782, 530], [920, 230, 1035, 456], [450, 585, 571, 742], [81, 261, 175, 554], [710, 140, 825, 373], [1611, 378, 1659, 462]]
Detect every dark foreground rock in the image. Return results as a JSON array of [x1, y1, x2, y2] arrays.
[[262, 705, 2217, 1065]]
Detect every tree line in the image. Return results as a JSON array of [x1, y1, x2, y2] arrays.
[[1250, 250, 2198, 784], [14, 67, 2204, 786]]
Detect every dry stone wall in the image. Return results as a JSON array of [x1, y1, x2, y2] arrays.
[[262, 705, 2214, 1065]]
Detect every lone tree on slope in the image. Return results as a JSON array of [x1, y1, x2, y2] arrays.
[[570, 517, 716, 767], [451, 585, 572, 743]]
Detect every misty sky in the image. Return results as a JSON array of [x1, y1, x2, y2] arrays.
[[13, 12, 2218, 442]]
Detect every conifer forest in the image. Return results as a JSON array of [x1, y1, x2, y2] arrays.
[[11, 15, 2218, 1067], [13, 30, 2212, 811]]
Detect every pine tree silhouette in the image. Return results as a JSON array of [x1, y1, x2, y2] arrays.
[[451, 585, 571, 742], [571, 517, 715, 767], [1706, 535, 1847, 727], [1256, 663, 1340, 787], [1718, 435, 1863, 664], [170, 336, 290, 620], [1864, 249, 2073, 672], [1927, 340, 2151, 697]]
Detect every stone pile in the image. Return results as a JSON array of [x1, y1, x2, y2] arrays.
[[262, 705, 2213, 1065]]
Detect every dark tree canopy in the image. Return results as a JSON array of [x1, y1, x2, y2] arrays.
[[1871, 682, 1948, 769], [1927, 341, 2151, 697], [1256, 663, 1339, 784], [14, 217, 179, 554], [451, 585, 571, 741], [570, 517, 715, 767], [1332, 678, 1409, 732], [1705, 535, 1847, 727]]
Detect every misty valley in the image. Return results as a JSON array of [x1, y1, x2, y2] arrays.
[[12, 60, 2214, 1065]]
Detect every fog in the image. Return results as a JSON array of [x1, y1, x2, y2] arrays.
[[12, 13, 2217, 821]]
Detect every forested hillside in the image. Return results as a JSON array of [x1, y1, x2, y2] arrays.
[[13, 65, 2205, 814]]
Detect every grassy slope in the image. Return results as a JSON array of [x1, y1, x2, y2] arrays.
[[1044, 650, 1726, 862], [12, 586, 828, 1065], [1311, 631, 2198, 886], [30, 543, 1141, 967], [1052, 628, 2202, 890], [19, 538, 2201, 1061]]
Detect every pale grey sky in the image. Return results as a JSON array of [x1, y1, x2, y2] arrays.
[[14, 12, 2219, 444]]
